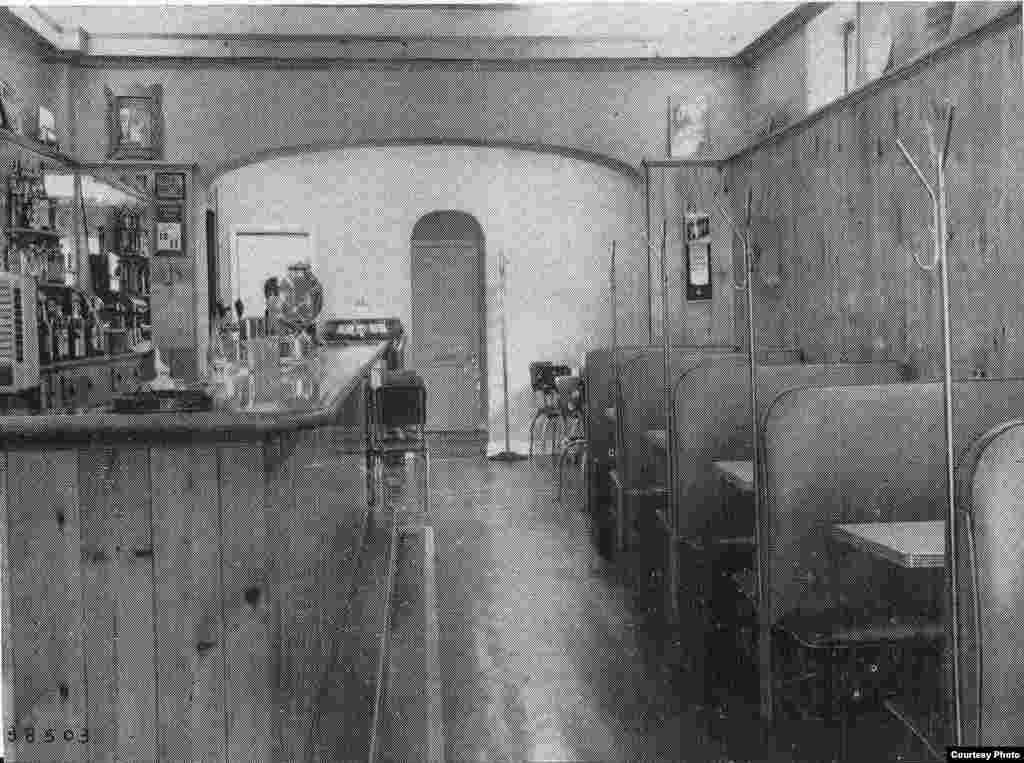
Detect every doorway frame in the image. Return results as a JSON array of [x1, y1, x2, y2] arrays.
[[231, 224, 317, 311], [409, 213, 488, 435]]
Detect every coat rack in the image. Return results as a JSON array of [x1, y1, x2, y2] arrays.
[[713, 186, 772, 717], [894, 102, 961, 745], [655, 219, 680, 621], [488, 248, 527, 462]]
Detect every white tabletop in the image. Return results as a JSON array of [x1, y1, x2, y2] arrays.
[[713, 460, 755, 493], [645, 429, 666, 450], [831, 521, 945, 569]]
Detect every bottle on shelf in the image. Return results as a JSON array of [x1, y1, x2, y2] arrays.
[[70, 291, 85, 360], [89, 296, 105, 356], [46, 298, 61, 363], [37, 291, 50, 365]]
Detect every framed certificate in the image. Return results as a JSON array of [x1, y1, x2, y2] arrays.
[[155, 171, 186, 200], [156, 203, 185, 256]]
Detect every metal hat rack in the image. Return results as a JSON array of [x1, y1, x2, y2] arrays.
[[489, 248, 528, 462], [712, 186, 772, 717], [894, 101, 961, 745]]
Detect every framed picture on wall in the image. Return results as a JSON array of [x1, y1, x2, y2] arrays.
[[668, 94, 709, 158], [155, 171, 186, 200], [156, 202, 185, 256], [0, 81, 20, 133], [106, 85, 163, 160]]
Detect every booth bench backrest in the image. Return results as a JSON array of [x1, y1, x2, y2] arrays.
[[760, 379, 1024, 628], [955, 418, 1024, 746], [617, 346, 740, 489], [671, 359, 912, 539], [583, 345, 737, 471]]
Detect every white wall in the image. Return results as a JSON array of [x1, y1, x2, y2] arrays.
[[214, 145, 647, 447]]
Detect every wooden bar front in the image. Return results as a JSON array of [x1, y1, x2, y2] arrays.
[[0, 343, 388, 763]]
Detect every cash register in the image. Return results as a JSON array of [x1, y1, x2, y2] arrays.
[[320, 317, 404, 370]]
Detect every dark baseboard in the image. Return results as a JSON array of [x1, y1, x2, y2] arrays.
[[424, 430, 488, 458]]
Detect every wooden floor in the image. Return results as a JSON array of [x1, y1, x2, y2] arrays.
[[362, 454, 931, 763]]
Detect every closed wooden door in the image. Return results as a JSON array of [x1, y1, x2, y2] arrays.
[[411, 238, 484, 432]]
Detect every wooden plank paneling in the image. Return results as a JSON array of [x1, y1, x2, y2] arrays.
[[648, 164, 736, 348], [265, 433, 303, 762], [6, 450, 86, 763], [282, 430, 328, 763], [151, 446, 225, 763], [723, 18, 1023, 381], [79, 447, 157, 763], [219, 443, 278, 763]]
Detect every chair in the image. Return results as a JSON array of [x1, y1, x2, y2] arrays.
[[555, 374, 587, 502], [528, 362, 571, 459], [367, 370, 430, 519]]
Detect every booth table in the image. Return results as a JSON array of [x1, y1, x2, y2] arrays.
[[712, 460, 755, 495], [831, 521, 945, 569]]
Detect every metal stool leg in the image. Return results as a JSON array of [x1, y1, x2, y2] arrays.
[[529, 409, 546, 458], [423, 448, 431, 524], [557, 442, 569, 502]]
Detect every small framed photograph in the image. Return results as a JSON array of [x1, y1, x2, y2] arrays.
[[668, 94, 710, 159], [155, 171, 186, 200], [0, 81, 19, 133], [106, 84, 163, 160], [155, 202, 185, 256], [37, 105, 57, 147]]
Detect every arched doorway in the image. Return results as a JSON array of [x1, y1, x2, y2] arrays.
[[410, 211, 487, 444]]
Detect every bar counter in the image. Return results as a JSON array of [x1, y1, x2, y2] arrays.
[[0, 341, 391, 763], [0, 342, 387, 445]]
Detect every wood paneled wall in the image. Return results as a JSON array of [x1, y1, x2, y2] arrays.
[[0, 382, 378, 762], [646, 163, 736, 347], [723, 11, 1023, 379]]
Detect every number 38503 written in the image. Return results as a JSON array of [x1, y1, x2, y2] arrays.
[[6, 727, 88, 743]]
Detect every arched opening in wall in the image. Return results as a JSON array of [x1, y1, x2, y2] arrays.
[[410, 211, 487, 452]]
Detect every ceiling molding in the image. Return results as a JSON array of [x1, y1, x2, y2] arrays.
[[736, 2, 831, 66], [5, 6, 87, 52], [66, 34, 749, 61], [69, 54, 740, 73], [21, 3, 800, 61]]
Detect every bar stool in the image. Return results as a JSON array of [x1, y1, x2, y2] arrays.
[[367, 370, 430, 520], [528, 362, 571, 459], [555, 374, 586, 502]]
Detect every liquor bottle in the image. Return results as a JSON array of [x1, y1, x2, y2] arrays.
[[46, 299, 60, 362], [70, 292, 85, 360], [55, 299, 68, 362], [60, 304, 71, 361], [37, 292, 51, 365]]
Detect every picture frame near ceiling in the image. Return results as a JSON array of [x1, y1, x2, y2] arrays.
[[106, 84, 163, 160], [154, 171, 186, 201], [0, 81, 20, 134], [667, 94, 709, 158]]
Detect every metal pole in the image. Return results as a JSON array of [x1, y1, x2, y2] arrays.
[[659, 219, 678, 621], [643, 161, 651, 344], [715, 187, 769, 719], [895, 104, 960, 745], [611, 240, 617, 368], [612, 239, 627, 551], [489, 249, 527, 461], [936, 106, 962, 747]]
